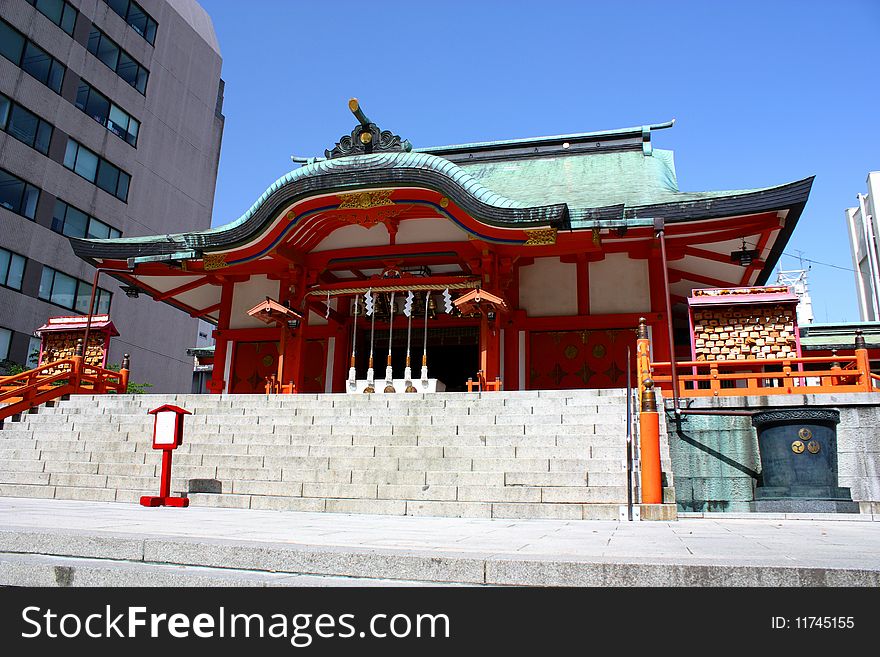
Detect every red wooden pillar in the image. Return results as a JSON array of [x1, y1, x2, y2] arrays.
[[285, 266, 308, 392], [208, 282, 234, 394], [480, 311, 501, 383]]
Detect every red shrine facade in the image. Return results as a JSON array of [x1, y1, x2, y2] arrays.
[[69, 102, 813, 394]]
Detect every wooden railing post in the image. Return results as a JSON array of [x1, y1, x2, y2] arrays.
[[855, 329, 872, 391], [119, 353, 130, 392], [636, 317, 651, 403], [71, 339, 84, 392], [709, 364, 720, 396], [782, 360, 793, 391]]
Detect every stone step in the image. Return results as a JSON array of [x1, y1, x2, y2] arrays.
[[0, 389, 675, 521]]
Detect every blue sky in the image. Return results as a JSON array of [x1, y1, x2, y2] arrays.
[[200, 0, 879, 322]]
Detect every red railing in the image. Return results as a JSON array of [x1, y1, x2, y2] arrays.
[[634, 319, 876, 398], [0, 353, 129, 420]]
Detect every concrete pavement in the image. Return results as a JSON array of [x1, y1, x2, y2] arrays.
[[0, 498, 878, 586]]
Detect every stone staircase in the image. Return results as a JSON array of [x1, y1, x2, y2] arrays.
[[0, 390, 675, 520]]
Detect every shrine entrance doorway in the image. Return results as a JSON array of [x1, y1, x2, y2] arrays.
[[529, 328, 636, 390], [352, 325, 479, 393], [230, 341, 279, 394]]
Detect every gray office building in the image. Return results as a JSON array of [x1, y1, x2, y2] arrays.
[[0, 0, 224, 391]]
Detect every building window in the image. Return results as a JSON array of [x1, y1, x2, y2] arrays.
[[0, 327, 11, 361], [38, 266, 112, 314], [75, 80, 139, 147], [26, 0, 78, 36], [0, 168, 40, 219], [104, 0, 157, 45], [0, 93, 53, 154], [0, 247, 26, 290], [0, 19, 66, 93], [86, 27, 148, 95], [63, 139, 131, 202], [51, 199, 121, 239], [27, 335, 40, 368]]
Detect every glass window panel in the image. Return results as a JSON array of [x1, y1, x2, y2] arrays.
[[135, 66, 148, 94], [107, 0, 129, 19], [60, 4, 76, 35], [26, 336, 40, 367], [0, 171, 24, 214], [65, 206, 88, 237], [75, 82, 89, 111], [6, 253, 24, 289], [0, 22, 25, 65], [7, 105, 38, 147], [51, 198, 66, 233], [74, 146, 99, 182], [0, 95, 10, 128], [87, 29, 100, 55], [116, 51, 137, 87], [38, 267, 53, 300], [85, 89, 110, 125], [0, 327, 10, 361], [35, 120, 52, 154], [144, 18, 157, 45], [127, 116, 139, 145], [95, 35, 119, 70], [21, 43, 52, 85], [35, 0, 64, 25], [128, 6, 147, 37], [22, 184, 38, 219], [51, 271, 76, 308], [108, 104, 128, 132], [96, 160, 119, 195], [74, 283, 91, 313], [109, 227, 121, 239], [47, 59, 64, 93], [0, 249, 9, 284], [116, 170, 130, 201], [63, 139, 77, 168], [87, 219, 110, 239], [96, 289, 111, 314]]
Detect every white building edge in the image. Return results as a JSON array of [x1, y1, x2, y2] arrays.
[[846, 172, 880, 321]]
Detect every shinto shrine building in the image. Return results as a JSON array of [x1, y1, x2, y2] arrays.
[[68, 101, 813, 395]]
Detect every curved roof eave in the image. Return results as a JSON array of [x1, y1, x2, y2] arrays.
[[69, 151, 569, 262]]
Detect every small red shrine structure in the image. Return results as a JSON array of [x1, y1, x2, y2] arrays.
[[67, 100, 815, 394], [34, 315, 119, 371]]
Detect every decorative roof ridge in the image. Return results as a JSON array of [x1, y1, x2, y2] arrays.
[[415, 120, 675, 155]]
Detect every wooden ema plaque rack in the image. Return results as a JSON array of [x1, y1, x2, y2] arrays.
[[687, 286, 801, 362]]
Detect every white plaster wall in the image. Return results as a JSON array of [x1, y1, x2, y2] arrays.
[[311, 224, 390, 252], [395, 218, 469, 244], [229, 276, 280, 329], [589, 254, 650, 314], [518, 257, 578, 317]]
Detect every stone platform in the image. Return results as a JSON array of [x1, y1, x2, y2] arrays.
[[0, 389, 675, 520], [0, 499, 878, 587]]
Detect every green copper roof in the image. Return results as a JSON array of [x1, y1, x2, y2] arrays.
[[69, 119, 813, 272], [460, 149, 678, 209]]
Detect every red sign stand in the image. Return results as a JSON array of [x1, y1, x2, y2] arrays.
[[140, 404, 191, 508]]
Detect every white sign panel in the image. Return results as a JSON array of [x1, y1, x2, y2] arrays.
[[154, 411, 177, 445]]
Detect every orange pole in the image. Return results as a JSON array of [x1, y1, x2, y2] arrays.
[[854, 329, 871, 391], [636, 317, 651, 404], [639, 378, 663, 504]]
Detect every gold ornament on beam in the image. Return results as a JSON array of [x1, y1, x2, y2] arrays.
[[337, 190, 394, 210], [202, 253, 227, 271], [523, 227, 557, 246]]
